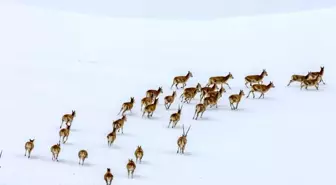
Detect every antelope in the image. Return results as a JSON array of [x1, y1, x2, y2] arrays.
[[179, 83, 202, 103], [203, 86, 226, 100], [142, 98, 159, 118], [309, 66, 325, 84], [177, 125, 191, 154], [164, 91, 177, 110], [134, 146, 144, 163], [203, 92, 221, 108], [245, 69, 268, 88], [126, 159, 136, 179], [229, 90, 245, 110], [59, 125, 71, 144], [112, 115, 127, 134], [50, 142, 61, 161], [118, 97, 135, 115], [207, 72, 234, 89], [287, 72, 313, 86], [24, 139, 35, 158], [141, 94, 155, 110], [171, 71, 193, 89], [78, 149, 88, 165], [200, 84, 219, 101], [146, 87, 163, 99], [60, 110, 76, 129], [168, 105, 183, 128], [180, 90, 198, 104], [247, 81, 275, 99], [300, 75, 321, 90], [107, 127, 117, 146], [104, 168, 113, 185], [193, 103, 206, 120]]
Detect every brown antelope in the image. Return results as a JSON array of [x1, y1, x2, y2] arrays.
[[247, 81, 275, 99], [180, 90, 198, 104], [207, 72, 234, 89], [146, 87, 163, 99], [300, 75, 321, 90], [193, 103, 206, 120], [59, 125, 71, 144], [168, 105, 183, 128], [134, 146, 144, 163], [245, 69, 268, 88], [179, 83, 202, 103], [78, 149, 88, 165], [287, 72, 313, 86], [177, 125, 191, 154], [203, 86, 226, 100], [142, 98, 159, 118], [171, 71, 193, 89], [164, 91, 176, 110], [104, 168, 113, 185], [229, 90, 245, 110], [24, 139, 35, 158], [140, 94, 155, 110], [50, 142, 61, 161], [203, 92, 221, 108], [309, 66, 325, 84], [60, 110, 76, 128], [112, 115, 127, 134], [200, 84, 219, 101], [126, 159, 136, 179], [118, 97, 135, 115], [107, 127, 117, 146]]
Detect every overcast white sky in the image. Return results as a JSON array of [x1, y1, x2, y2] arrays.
[[6, 0, 336, 19]]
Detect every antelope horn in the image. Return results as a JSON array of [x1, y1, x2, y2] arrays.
[[182, 124, 185, 135], [185, 125, 191, 136]]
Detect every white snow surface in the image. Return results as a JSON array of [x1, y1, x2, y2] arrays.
[[0, 2, 336, 185]]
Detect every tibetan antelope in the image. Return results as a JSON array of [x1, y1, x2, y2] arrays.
[[164, 91, 177, 110], [177, 125, 191, 154], [168, 105, 183, 128], [171, 71, 193, 89], [134, 146, 144, 163], [50, 142, 61, 161], [207, 72, 234, 89], [146, 87, 163, 99], [300, 75, 321, 90], [142, 98, 159, 118], [107, 127, 117, 146], [193, 103, 206, 120], [200, 84, 219, 101], [60, 110, 76, 129], [179, 83, 202, 103], [203, 92, 221, 108], [287, 72, 313, 86], [245, 69, 268, 88], [78, 149, 88, 165], [203, 86, 226, 100], [126, 159, 136, 179], [112, 115, 127, 134], [247, 81, 275, 99], [118, 97, 135, 115], [310, 66, 325, 84], [24, 139, 35, 158], [59, 125, 71, 144], [229, 90, 245, 110], [104, 168, 114, 185], [141, 94, 154, 110]]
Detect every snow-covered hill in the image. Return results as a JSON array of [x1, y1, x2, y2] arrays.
[[0, 2, 335, 185]]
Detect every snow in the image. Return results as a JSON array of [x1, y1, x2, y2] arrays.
[[1, 2, 336, 185]]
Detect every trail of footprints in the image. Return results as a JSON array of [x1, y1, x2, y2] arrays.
[[19, 67, 325, 184]]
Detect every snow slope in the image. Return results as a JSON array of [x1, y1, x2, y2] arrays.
[[0, 2, 336, 185]]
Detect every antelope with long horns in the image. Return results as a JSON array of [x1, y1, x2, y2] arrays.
[[247, 81, 275, 99], [59, 125, 71, 144], [126, 159, 136, 179], [171, 71, 193, 89], [134, 146, 144, 164], [24, 139, 35, 158], [287, 72, 313, 86], [107, 127, 117, 146], [104, 168, 113, 185], [112, 115, 127, 134], [193, 103, 206, 120], [245, 69, 268, 88], [168, 104, 183, 128], [50, 142, 61, 161], [207, 72, 234, 89], [60, 110, 76, 129], [78, 149, 88, 165], [229, 90, 245, 110], [146, 87, 163, 99], [118, 97, 135, 116], [177, 125, 191, 154], [142, 98, 159, 118], [164, 91, 177, 110]]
